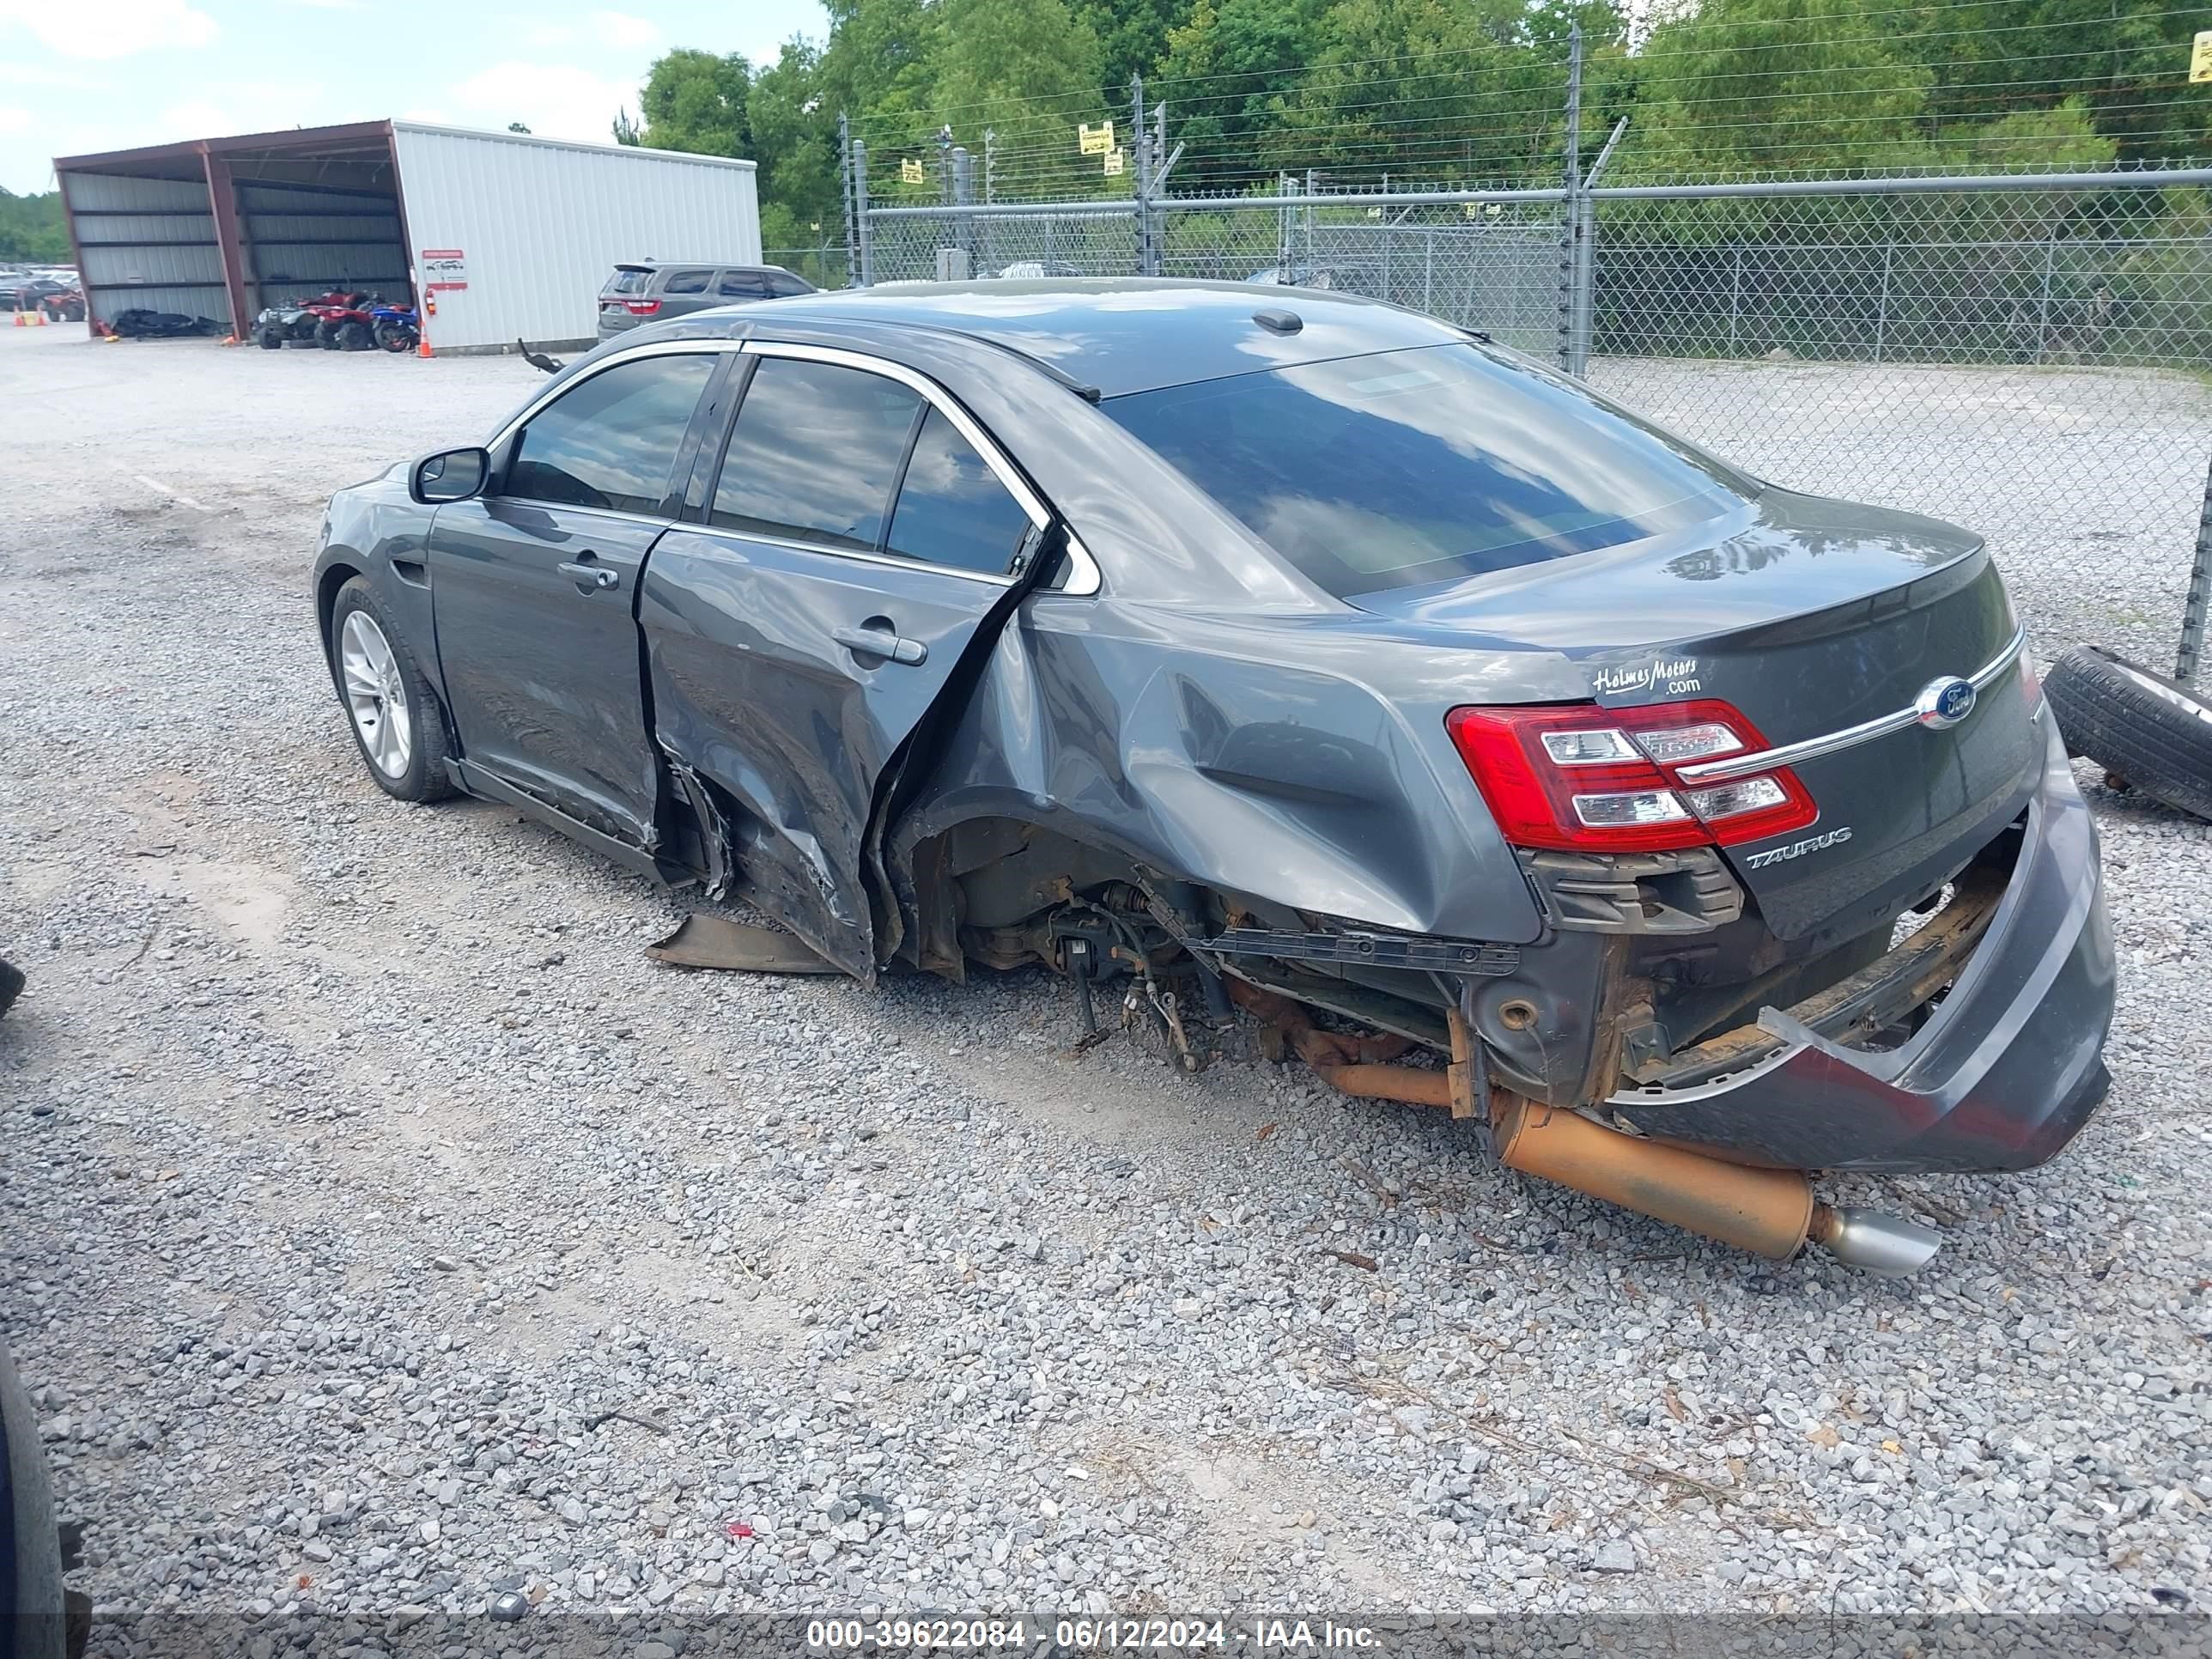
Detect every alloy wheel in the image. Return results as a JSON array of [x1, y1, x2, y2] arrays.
[[338, 610, 413, 779]]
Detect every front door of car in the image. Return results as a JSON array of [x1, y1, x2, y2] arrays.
[[427, 349, 726, 849], [639, 346, 1049, 977]]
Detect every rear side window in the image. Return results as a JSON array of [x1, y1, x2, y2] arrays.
[[1103, 343, 1749, 597], [709, 358, 921, 550], [506, 354, 714, 514], [660, 269, 712, 295], [716, 270, 771, 300], [603, 267, 652, 295], [885, 409, 1031, 575]]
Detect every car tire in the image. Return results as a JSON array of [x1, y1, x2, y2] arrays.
[[1, 1339, 68, 1659], [2044, 643, 2212, 821], [329, 578, 456, 803]]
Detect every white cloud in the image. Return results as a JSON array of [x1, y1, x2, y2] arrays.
[[448, 62, 641, 147], [592, 10, 659, 50], [0, 106, 29, 135], [524, 12, 656, 52], [287, 0, 363, 8], [157, 80, 330, 142], [0, 0, 216, 60], [0, 64, 102, 90]]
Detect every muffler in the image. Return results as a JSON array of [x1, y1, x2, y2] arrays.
[[1492, 1094, 1939, 1273]]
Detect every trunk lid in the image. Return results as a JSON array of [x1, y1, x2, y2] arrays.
[[1355, 489, 2044, 947]]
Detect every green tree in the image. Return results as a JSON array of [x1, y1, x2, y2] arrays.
[[1154, 0, 1326, 191], [1094, 0, 1198, 105], [633, 47, 755, 158], [750, 37, 843, 231], [1626, 0, 1935, 179], [931, 0, 1108, 196], [0, 190, 69, 264]]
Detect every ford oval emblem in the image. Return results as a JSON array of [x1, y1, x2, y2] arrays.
[[1915, 676, 1978, 728]]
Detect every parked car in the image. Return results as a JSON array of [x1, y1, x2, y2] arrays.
[[1246, 264, 1368, 294], [312, 280, 2113, 1274], [990, 260, 1085, 279], [7, 277, 80, 319], [596, 260, 814, 341]]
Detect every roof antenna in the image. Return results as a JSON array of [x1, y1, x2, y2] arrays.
[[1252, 308, 1302, 335]]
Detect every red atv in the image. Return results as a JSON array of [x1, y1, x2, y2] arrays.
[[305, 289, 380, 351]]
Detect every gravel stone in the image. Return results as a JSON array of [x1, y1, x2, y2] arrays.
[[1, 326, 2207, 1623]]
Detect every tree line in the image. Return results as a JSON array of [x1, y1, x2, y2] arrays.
[[0, 189, 69, 264], [614, 0, 2209, 254]]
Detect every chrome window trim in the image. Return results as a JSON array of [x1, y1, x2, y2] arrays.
[[1674, 626, 2029, 786], [483, 335, 1103, 596], [488, 338, 746, 452], [675, 521, 1018, 588]]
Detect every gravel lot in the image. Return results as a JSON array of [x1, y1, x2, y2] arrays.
[[1, 325, 2208, 1634]]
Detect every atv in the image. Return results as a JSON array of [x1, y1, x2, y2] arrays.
[[368, 301, 420, 354]]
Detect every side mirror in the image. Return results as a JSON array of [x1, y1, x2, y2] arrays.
[[410, 446, 489, 504]]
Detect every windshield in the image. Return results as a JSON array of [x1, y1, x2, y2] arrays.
[[1102, 343, 1752, 597]]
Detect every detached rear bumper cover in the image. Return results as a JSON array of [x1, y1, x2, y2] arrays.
[[1608, 720, 2114, 1173]]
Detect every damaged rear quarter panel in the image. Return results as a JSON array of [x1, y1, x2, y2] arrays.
[[893, 593, 1557, 945]]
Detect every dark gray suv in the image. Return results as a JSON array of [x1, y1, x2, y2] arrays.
[[596, 260, 814, 340]]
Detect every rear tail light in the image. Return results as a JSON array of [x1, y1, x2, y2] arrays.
[[623, 299, 662, 316], [1446, 698, 1819, 853]]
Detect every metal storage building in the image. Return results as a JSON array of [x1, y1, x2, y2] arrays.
[[51, 120, 760, 353]]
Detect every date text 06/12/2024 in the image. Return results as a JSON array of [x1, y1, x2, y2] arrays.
[[804, 1618, 1382, 1650]]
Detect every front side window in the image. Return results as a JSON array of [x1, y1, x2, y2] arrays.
[[505, 354, 714, 514], [717, 270, 771, 300], [1103, 343, 1751, 598], [660, 269, 712, 295], [884, 409, 1031, 576], [709, 358, 921, 550], [768, 273, 813, 297]]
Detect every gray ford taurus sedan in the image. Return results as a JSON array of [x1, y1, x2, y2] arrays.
[[312, 280, 2114, 1273]]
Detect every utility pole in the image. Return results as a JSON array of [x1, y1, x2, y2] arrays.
[[837, 112, 855, 288], [1556, 21, 1583, 374], [1131, 74, 1154, 276]]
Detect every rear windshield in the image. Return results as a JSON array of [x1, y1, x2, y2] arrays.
[[1102, 343, 1751, 596], [604, 267, 652, 295]]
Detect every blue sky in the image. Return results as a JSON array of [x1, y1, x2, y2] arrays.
[[0, 0, 830, 195]]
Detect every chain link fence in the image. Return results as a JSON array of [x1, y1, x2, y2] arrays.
[[857, 170, 2212, 680], [763, 246, 854, 290]]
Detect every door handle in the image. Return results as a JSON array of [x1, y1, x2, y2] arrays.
[[833, 623, 927, 666], [558, 559, 620, 592]]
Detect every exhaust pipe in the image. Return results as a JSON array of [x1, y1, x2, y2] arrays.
[[1808, 1205, 1942, 1277], [1492, 1095, 1939, 1273]]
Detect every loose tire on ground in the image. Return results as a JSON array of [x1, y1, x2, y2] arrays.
[[2043, 642, 2212, 821], [328, 577, 455, 803]]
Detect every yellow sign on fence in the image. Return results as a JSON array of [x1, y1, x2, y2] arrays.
[[1103, 147, 1125, 176], [1079, 121, 1115, 156], [2193, 30, 2212, 83], [900, 157, 926, 185]]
